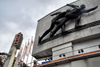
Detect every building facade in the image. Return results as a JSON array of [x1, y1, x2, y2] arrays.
[[32, 0, 100, 67]]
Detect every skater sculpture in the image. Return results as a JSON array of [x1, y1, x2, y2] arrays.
[[39, 4, 98, 43]]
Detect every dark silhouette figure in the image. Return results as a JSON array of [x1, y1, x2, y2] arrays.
[[38, 9, 71, 43], [39, 4, 98, 43], [50, 4, 98, 37]]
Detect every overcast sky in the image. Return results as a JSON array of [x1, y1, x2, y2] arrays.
[[0, 0, 76, 53]]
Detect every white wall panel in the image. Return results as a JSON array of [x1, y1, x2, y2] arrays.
[[73, 38, 100, 55], [87, 56, 100, 67], [71, 60, 87, 67], [90, 26, 100, 34], [53, 47, 72, 56], [52, 42, 72, 52]]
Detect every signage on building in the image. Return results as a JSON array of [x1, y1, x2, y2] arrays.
[[11, 32, 23, 49]]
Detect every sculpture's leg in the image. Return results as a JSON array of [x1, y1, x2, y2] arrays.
[[50, 17, 69, 37], [61, 23, 65, 34], [38, 15, 62, 43], [38, 22, 55, 43], [75, 16, 81, 29]]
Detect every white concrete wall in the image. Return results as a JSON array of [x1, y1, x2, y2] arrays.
[[52, 42, 72, 60], [73, 38, 100, 55], [51, 56, 100, 67], [32, 0, 100, 58], [52, 42, 72, 52]]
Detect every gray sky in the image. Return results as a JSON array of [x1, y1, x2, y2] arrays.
[[0, 0, 76, 53]]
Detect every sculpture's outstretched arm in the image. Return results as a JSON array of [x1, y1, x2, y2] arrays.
[[51, 12, 62, 16], [66, 4, 79, 8], [83, 6, 98, 13]]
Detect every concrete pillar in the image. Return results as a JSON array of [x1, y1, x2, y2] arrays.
[[3, 47, 17, 67]]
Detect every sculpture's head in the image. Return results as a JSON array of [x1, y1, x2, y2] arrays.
[[80, 4, 86, 9]]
